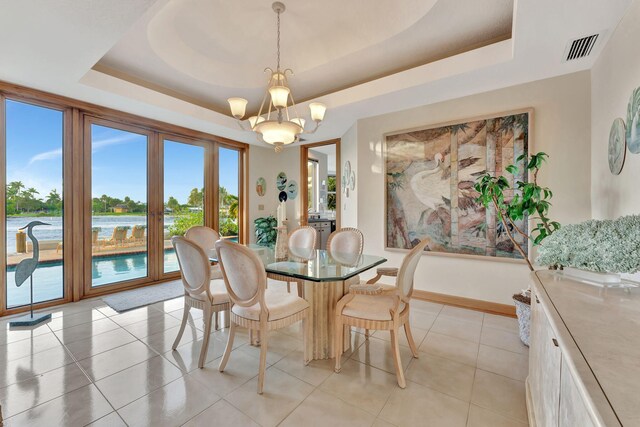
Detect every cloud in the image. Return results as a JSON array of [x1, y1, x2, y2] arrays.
[[28, 148, 63, 165], [27, 133, 141, 165]]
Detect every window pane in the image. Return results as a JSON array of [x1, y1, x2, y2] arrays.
[[219, 148, 239, 240], [5, 100, 64, 308], [90, 124, 148, 287], [163, 140, 205, 273]]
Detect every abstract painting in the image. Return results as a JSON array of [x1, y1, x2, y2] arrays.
[[385, 110, 531, 260]]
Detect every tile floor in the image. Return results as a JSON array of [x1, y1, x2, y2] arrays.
[[0, 281, 529, 426]]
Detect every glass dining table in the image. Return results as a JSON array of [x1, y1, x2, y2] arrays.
[[210, 244, 386, 360]]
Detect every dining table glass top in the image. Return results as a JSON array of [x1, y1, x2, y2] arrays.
[[209, 244, 387, 282]]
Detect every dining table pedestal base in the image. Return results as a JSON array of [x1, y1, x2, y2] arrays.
[[304, 279, 351, 360]]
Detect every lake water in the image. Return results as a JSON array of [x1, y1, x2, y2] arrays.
[[5, 215, 176, 255]]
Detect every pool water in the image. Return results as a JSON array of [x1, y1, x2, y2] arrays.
[[6, 249, 180, 308]]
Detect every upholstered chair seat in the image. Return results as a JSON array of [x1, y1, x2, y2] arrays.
[[232, 290, 309, 321], [342, 294, 406, 322], [187, 279, 229, 304]]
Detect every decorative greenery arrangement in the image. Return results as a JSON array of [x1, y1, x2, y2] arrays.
[[255, 216, 278, 247], [168, 211, 203, 237], [475, 152, 560, 272], [537, 215, 640, 273]]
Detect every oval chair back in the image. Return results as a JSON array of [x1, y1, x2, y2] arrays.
[[327, 228, 363, 255], [171, 236, 212, 301], [215, 240, 266, 309], [185, 226, 221, 254], [289, 226, 317, 251], [396, 238, 431, 300]]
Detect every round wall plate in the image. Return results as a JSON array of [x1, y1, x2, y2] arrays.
[[608, 117, 626, 175]]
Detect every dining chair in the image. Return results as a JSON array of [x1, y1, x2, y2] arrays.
[[215, 240, 310, 394], [327, 227, 364, 289], [171, 236, 231, 368], [333, 238, 431, 388], [268, 225, 317, 296], [185, 225, 227, 329]]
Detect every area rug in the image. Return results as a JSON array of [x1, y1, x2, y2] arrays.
[[102, 280, 183, 312]]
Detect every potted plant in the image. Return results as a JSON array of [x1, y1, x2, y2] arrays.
[[536, 215, 640, 284], [475, 152, 560, 345]]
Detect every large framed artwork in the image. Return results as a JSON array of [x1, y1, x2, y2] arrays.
[[384, 109, 532, 261]]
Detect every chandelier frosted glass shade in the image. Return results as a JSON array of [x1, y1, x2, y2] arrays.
[[227, 2, 327, 152]]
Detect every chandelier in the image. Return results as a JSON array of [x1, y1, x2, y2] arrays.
[[227, 2, 326, 153]]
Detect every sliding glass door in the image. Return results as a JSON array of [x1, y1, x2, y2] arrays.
[[162, 138, 205, 274], [3, 99, 66, 308], [86, 119, 153, 291]]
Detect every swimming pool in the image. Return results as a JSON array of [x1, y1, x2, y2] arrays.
[[6, 249, 180, 308]]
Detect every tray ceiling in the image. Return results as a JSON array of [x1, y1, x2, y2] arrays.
[[96, 0, 513, 114]]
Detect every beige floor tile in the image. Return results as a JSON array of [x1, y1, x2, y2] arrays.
[[117, 375, 220, 427], [141, 323, 203, 354], [371, 325, 429, 349], [405, 353, 476, 401], [471, 369, 527, 423], [64, 328, 137, 360], [274, 349, 334, 386], [0, 345, 74, 387], [419, 332, 479, 366], [53, 317, 120, 344], [95, 305, 120, 317], [46, 309, 106, 331], [440, 305, 485, 324], [319, 359, 399, 415], [79, 340, 157, 381], [280, 388, 376, 427], [237, 330, 302, 365], [163, 329, 242, 373], [480, 326, 528, 354], [350, 336, 414, 375], [0, 363, 90, 418], [431, 316, 482, 343], [467, 404, 528, 427], [189, 349, 262, 396], [372, 418, 397, 427], [482, 314, 519, 333], [110, 306, 164, 327], [225, 366, 314, 427], [0, 322, 51, 346], [87, 412, 128, 427], [476, 345, 528, 381], [0, 332, 61, 363], [123, 313, 182, 339], [4, 384, 112, 427], [410, 299, 444, 316], [379, 380, 469, 427], [168, 307, 204, 322], [41, 300, 103, 319], [95, 355, 183, 409], [409, 310, 438, 329], [149, 295, 185, 313], [183, 399, 259, 427]]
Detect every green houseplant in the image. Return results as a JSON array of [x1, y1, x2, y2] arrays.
[[255, 216, 278, 247], [474, 152, 560, 345]]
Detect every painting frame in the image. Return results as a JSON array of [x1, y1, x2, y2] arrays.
[[383, 108, 535, 264]]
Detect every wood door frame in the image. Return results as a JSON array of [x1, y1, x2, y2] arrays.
[[82, 115, 159, 298], [217, 143, 246, 243], [299, 138, 341, 228]]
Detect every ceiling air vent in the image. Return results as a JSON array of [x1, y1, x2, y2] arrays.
[[564, 34, 599, 61]]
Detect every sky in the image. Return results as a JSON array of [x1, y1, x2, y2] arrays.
[[5, 99, 239, 205]]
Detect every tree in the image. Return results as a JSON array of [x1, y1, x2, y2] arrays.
[[100, 194, 109, 212], [166, 196, 180, 211], [188, 187, 203, 207], [6, 181, 25, 211], [46, 189, 62, 212]]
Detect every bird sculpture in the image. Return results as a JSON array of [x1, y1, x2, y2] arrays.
[[10, 221, 52, 326]]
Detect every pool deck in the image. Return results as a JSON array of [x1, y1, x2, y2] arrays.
[[7, 240, 174, 267]]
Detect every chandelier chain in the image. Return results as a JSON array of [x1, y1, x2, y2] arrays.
[[276, 9, 281, 72]]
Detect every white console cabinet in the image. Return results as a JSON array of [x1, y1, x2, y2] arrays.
[[527, 271, 639, 426]]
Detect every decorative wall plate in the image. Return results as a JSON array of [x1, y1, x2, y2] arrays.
[[276, 172, 287, 191], [279, 191, 288, 202], [343, 161, 351, 194], [287, 180, 298, 199], [626, 87, 640, 154], [349, 170, 356, 191], [256, 177, 266, 196], [608, 117, 626, 175]]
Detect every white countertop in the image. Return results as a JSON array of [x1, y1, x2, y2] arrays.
[[534, 270, 640, 426]]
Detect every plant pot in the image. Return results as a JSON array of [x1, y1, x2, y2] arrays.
[[513, 294, 531, 347]]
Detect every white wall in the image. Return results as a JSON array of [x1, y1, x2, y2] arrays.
[[340, 122, 358, 227], [248, 145, 301, 243], [352, 72, 592, 304], [591, 0, 640, 219]]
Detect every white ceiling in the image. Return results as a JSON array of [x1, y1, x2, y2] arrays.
[[0, 0, 633, 146]]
